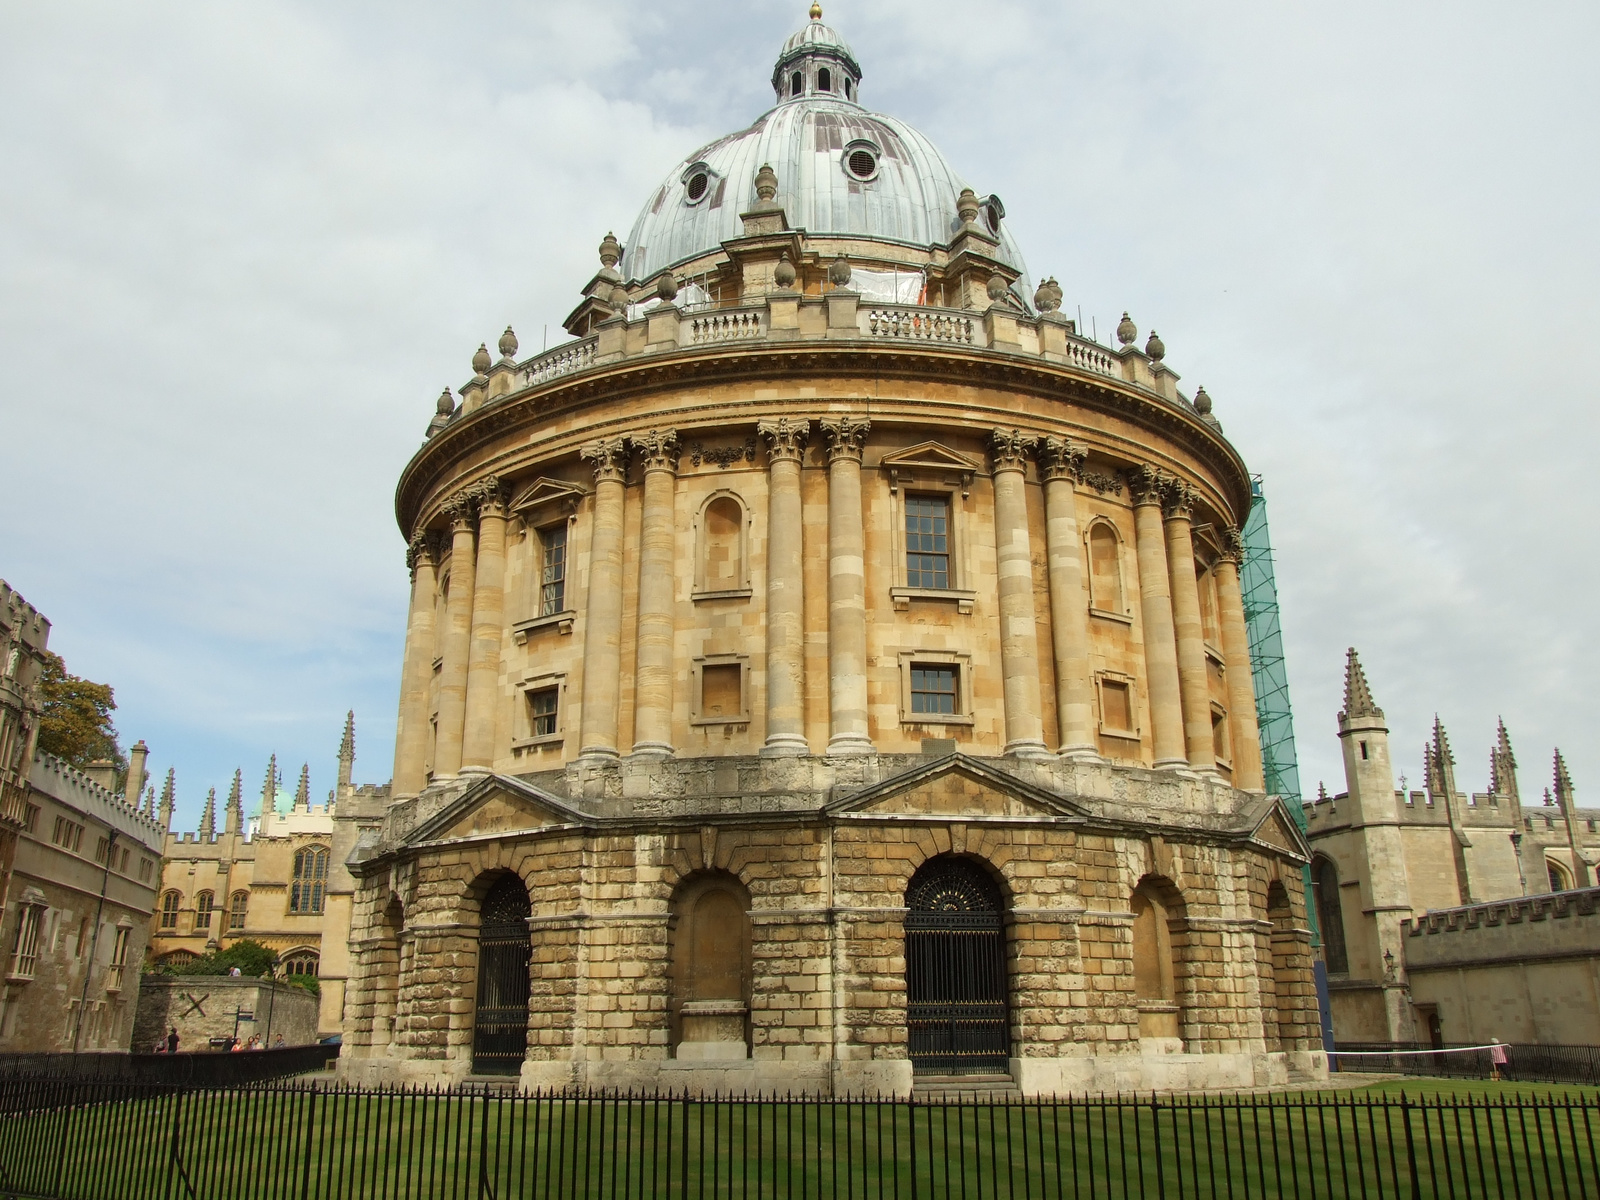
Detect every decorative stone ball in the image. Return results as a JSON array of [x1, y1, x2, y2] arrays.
[[827, 255, 852, 286], [1116, 312, 1137, 346], [956, 188, 980, 226], [986, 274, 1010, 303], [754, 163, 778, 202], [1145, 330, 1165, 362], [774, 253, 797, 290], [436, 388, 455, 416], [656, 273, 679, 302], [1193, 386, 1212, 414], [471, 343, 492, 375], [598, 231, 622, 269], [610, 283, 630, 311], [498, 326, 518, 359], [1034, 276, 1063, 313]]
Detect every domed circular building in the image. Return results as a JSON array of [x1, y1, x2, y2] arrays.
[[342, 7, 1324, 1095]]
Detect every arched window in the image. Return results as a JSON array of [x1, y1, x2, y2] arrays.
[[194, 891, 214, 931], [1311, 855, 1348, 975], [473, 874, 531, 1075], [818, 67, 831, 92], [1087, 521, 1124, 613], [289, 846, 329, 914], [790, 70, 802, 96], [696, 493, 747, 595], [282, 950, 320, 978], [1264, 880, 1295, 1051], [158, 890, 181, 930], [228, 890, 249, 931], [1131, 879, 1183, 1045], [670, 873, 752, 1059], [1548, 859, 1572, 893], [845, 78, 853, 100]]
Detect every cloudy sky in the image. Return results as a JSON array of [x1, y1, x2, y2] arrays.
[[3, 1, 1596, 826]]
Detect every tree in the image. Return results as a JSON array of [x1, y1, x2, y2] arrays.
[[35, 651, 124, 774], [162, 939, 278, 979]]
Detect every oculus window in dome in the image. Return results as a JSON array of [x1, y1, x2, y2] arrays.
[[622, 8, 1031, 307]]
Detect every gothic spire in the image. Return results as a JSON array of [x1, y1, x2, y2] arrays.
[[199, 787, 216, 839], [260, 754, 278, 816], [1425, 717, 1459, 807], [1554, 749, 1576, 811], [1489, 718, 1520, 804], [142, 783, 155, 818], [339, 710, 355, 765], [294, 764, 310, 810], [158, 767, 175, 831], [1339, 647, 1382, 721], [225, 768, 243, 835]]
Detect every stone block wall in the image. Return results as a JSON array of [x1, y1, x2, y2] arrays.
[[133, 975, 319, 1051]]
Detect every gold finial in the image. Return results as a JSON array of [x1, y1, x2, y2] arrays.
[[810, 3, 822, 18]]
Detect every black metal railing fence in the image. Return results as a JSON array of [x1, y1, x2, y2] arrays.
[[1335, 1042, 1600, 1087], [0, 1077, 1596, 1200]]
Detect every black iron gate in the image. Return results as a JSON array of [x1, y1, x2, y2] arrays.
[[904, 856, 1010, 1074], [472, 875, 531, 1075]]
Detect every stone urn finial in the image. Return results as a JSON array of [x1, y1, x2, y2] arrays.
[[1145, 330, 1165, 361], [471, 343, 492, 376], [598, 231, 622, 270], [436, 388, 455, 416], [754, 163, 778, 202], [656, 273, 679, 303], [1034, 276, 1062, 313], [986, 274, 1011, 304], [956, 188, 980, 226], [610, 283, 630, 312], [827, 255, 852, 287], [1193, 385, 1212, 415], [498, 326, 518, 359], [1116, 312, 1137, 346], [774, 253, 797, 290]]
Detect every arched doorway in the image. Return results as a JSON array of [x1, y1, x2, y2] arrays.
[[904, 856, 1009, 1074], [472, 874, 531, 1075]]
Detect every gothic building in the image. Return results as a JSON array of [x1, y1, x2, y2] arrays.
[[1306, 649, 1600, 1046], [340, 8, 1324, 1094]]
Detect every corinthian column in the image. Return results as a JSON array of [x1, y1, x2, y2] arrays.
[[989, 429, 1049, 758], [392, 533, 439, 796], [1037, 438, 1097, 758], [629, 430, 680, 759], [461, 478, 508, 772], [433, 493, 478, 779], [820, 416, 873, 755], [1162, 480, 1214, 772], [1129, 467, 1186, 769], [1216, 528, 1265, 791], [577, 437, 629, 762], [758, 417, 810, 756]]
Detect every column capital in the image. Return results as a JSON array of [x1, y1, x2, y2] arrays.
[[989, 428, 1039, 475], [1160, 477, 1197, 521], [580, 437, 629, 484], [819, 416, 871, 464], [405, 530, 438, 572], [628, 429, 681, 474], [444, 490, 478, 532], [1126, 464, 1167, 507], [1217, 525, 1243, 564], [758, 417, 811, 464], [1036, 436, 1086, 484], [471, 475, 508, 519]]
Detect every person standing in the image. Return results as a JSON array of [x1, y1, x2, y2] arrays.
[[166, 1027, 179, 1054]]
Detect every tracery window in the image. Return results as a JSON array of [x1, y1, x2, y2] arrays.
[[8, 903, 44, 981], [194, 891, 214, 931], [289, 846, 329, 915], [228, 890, 249, 931], [282, 950, 320, 978], [158, 890, 181, 930], [1548, 860, 1572, 893], [1311, 856, 1348, 975]]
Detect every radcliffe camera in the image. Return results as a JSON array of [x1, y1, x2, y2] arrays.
[[0, 5, 1593, 1197]]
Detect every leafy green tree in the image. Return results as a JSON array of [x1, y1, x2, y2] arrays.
[[35, 651, 125, 774], [163, 939, 278, 978]]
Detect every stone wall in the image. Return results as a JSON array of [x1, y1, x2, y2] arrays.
[[133, 976, 320, 1052]]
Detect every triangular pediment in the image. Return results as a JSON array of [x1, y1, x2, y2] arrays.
[[880, 441, 983, 478], [1246, 796, 1313, 861], [828, 754, 1085, 820], [509, 477, 588, 522], [404, 774, 582, 846]]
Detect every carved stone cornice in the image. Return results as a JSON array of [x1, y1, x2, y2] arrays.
[[1036, 436, 1086, 484], [819, 416, 871, 464], [628, 429, 681, 474], [1217, 525, 1243, 565], [443, 491, 478, 532], [757, 417, 810, 464], [989, 428, 1038, 475], [579, 437, 629, 485], [1160, 477, 1197, 521], [1126, 464, 1167, 507]]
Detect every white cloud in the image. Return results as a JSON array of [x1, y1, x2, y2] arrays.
[[2, 1, 1595, 822]]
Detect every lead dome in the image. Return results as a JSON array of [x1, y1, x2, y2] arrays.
[[621, 10, 1031, 306]]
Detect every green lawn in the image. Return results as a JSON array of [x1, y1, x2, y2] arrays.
[[0, 1082, 1594, 1199]]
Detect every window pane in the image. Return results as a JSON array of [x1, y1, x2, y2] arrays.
[[541, 526, 567, 615], [905, 496, 950, 589], [529, 688, 558, 737], [910, 666, 958, 715]]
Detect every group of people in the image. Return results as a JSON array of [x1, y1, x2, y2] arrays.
[[151, 1027, 287, 1054]]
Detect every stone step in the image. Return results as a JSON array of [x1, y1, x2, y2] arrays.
[[912, 1072, 1020, 1099]]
